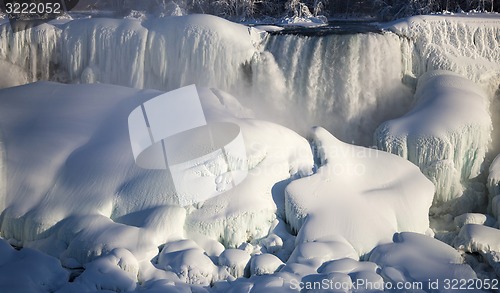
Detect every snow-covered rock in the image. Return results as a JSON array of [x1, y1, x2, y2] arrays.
[[0, 238, 69, 292], [218, 248, 251, 278], [157, 239, 226, 285], [454, 213, 497, 229], [286, 127, 434, 259], [62, 249, 138, 292], [370, 232, 477, 291], [250, 253, 284, 276], [376, 70, 491, 209], [454, 224, 500, 253]]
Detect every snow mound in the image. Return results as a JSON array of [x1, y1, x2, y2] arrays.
[[370, 232, 477, 291], [376, 70, 491, 209], [157, 239, 227, 285], [250, 253, 284, 276], [454, 224, 500, 253], [454, 213, 496, 229], [285, 127, 434, 259], [61, 249, 138, 292], [218, 248, 251, 278]]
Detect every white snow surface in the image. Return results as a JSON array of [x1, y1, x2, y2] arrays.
[[376, 70, 492, 209], [285, 127, 435, 259]]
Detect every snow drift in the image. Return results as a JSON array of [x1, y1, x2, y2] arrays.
[[376, 70, 492, 211]]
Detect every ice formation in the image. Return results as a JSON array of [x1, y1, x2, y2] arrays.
[[388, 15, 500, 97], [488, 154, 500, 219], [285, 127, 435, 258], [376, 70, 492, 210]]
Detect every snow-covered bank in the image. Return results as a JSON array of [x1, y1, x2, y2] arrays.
[[376, 70, 491, 213]]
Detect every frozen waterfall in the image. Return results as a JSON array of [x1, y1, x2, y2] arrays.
[[0, 15, 498, 146]]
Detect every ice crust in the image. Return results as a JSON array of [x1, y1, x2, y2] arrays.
[[376, 70, 492, 208]]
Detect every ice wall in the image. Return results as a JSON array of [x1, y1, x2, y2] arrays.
[[389, 15, 500, 97], [376, 70, 492, 210], [0, 15, 277, 95]]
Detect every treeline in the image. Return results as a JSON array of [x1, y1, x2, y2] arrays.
[[76, 0, 500, 21]]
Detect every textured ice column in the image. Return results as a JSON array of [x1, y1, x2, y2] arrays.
[[0, 22, 60, 82], [488, 154, 500, 219], [376, 70, 492, 205]]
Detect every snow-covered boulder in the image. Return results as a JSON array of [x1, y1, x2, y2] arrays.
[[157, 240, 226, 285], [453, 213, 497, 230], [376, 70, 491, 209], [286, 127, 434, 259], [218, 248, 251, 278], [63, 249, 138, 292], [454, 224, 500, 253], [370, 232, 477, 291], [250, 253, 284, 276], [0, 238, 69, 292]]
